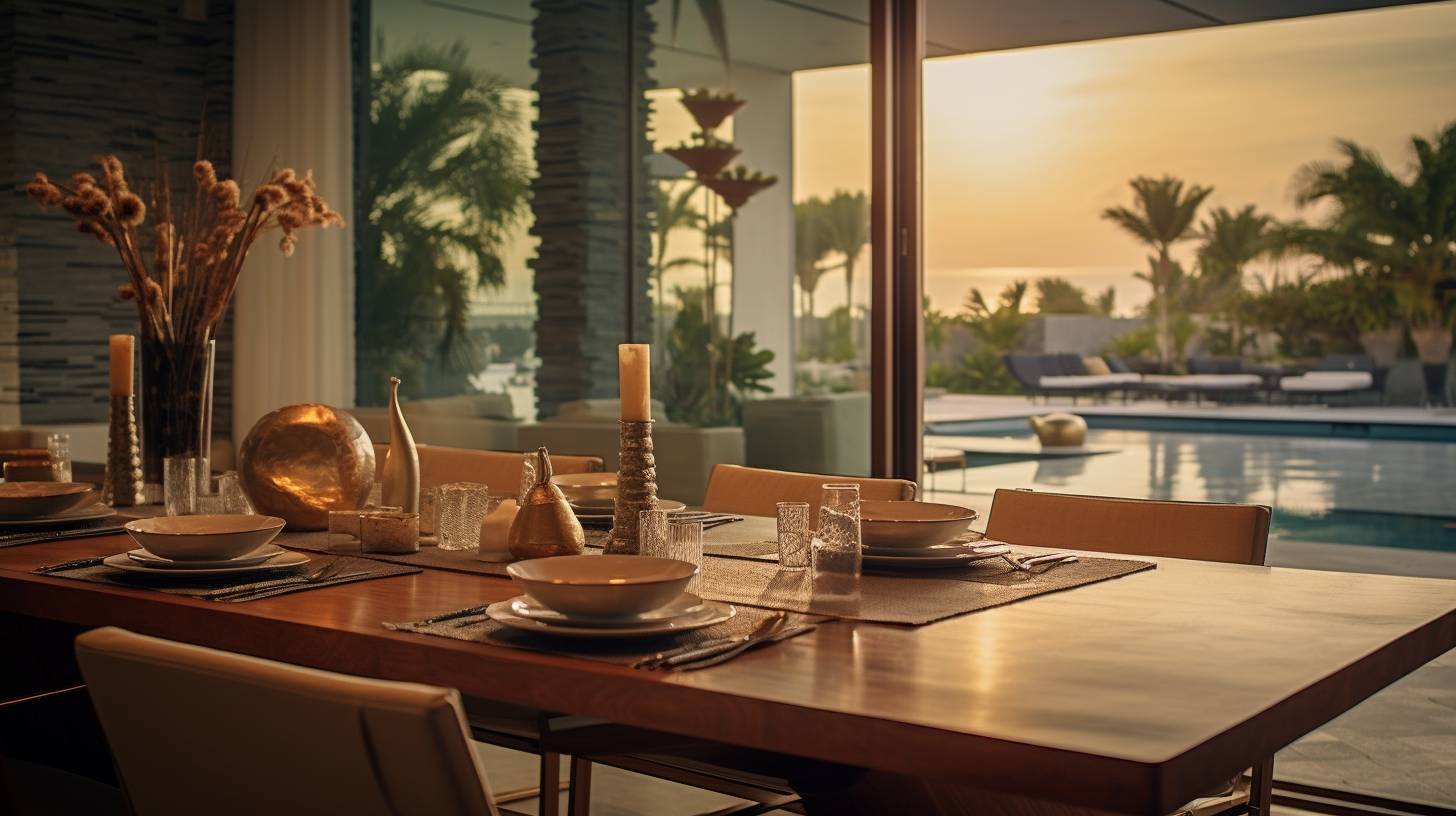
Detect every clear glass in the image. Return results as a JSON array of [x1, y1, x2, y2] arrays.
[[217, 471, 256, 515], [195, 494, 225, 514], [163, 455, 198, 516], [328, 509, 364, 551], [638, 508, 670, 558], [477, 494, 518, 562], [46, 433, 71, 482], [437, 482, 491, 550], [666, 519, 704, 594], [813, 483, 861, 593], [519, 453, 535, 504], [776, 501, 810, 569], [418, 485, 442, 536]]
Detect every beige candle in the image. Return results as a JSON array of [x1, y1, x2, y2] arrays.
[[618, 344, 651, 422], [109, 335, 134, 396]]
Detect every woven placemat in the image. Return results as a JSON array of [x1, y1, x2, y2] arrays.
[[385, 605, 822, 668], [0, 521, 128, 549], [32, 554, 419, 602]]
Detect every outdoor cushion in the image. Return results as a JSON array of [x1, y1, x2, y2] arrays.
[[1144, 374, 1262, 388], [403, 394, 516, 421], [1105, 355, 1132, 374], [1057, 353, 1088, 376], [1035, 355, 1065, 377], [1281, 372, 1374, 391], [1082, 357, 1112, 376], [1040, 374, 1142, 388]]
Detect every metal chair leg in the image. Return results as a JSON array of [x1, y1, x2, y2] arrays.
[[1249, 755, 1274, 816]]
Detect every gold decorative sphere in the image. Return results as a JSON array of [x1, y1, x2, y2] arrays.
[[237, 404, 376, 530]]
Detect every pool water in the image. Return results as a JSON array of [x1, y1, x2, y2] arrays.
[[927, 428, 1456, 551]]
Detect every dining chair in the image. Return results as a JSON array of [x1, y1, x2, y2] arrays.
[[985, 488, 1272, 816], [701, 464, 917, 527], [74, 626, 526, 816], [372, 444, 605, 490]]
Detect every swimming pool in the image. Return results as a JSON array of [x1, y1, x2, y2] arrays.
[[925, 428, 1456, 551]]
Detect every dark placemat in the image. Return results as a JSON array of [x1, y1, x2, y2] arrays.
[[385, 605, 822, 668], [700, 555, 1155, 625], [0, 521, 128, 549], [33, 554, 419, 602]]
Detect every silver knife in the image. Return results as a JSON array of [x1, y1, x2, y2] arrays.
[[677, 624, 816, 671], [650, 612, 787, 670]]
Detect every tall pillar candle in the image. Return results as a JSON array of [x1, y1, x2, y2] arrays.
[[109, 335, 134, 396], [104, 335, 144, 506], [619, 344, 651, 421]]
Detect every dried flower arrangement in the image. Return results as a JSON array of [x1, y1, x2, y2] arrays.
[[26, 155, 344, 346]]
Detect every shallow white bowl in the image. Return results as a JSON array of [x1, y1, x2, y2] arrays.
[[0, 482, 96, 520], [551, 472, 618, 507], [859, 500, 978, 549], [123, 515, 286, 561], [507, 555, 696, 618]]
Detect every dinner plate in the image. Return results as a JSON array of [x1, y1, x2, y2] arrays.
[[126, 544, 287, 570], [102, 550, 309, 578], [509, 592, 709, 628], [0, 504, 117, 530], [569, 499, 686, 517], [862, 549, 1007, 569], [487, 596, 735, 638], [861, 542, 1005, 558]]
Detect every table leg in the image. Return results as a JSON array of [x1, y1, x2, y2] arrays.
[[1249, 755, 1274, 816]]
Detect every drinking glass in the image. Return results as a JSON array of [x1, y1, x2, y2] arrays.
[[638, 508, 670, 558], [328, 509, 364, 552], [667, 519, 704, 594], [518, 453, 535, 503], [813, 483, 861, 595], [437, 482, 490, 550], [217, 471, 256, 515], [776, 502, 810, 570], [418, 486, 442, 536], [46, 433, 71, 482], [163, 456, 198, 516]]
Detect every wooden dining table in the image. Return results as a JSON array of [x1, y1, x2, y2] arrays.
[[3, 528, 1455, 816]]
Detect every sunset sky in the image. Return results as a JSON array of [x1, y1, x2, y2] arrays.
[[794, 0, 1456, 317]]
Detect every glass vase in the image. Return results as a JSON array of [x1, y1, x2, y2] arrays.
[[140, 336, 213, 490]]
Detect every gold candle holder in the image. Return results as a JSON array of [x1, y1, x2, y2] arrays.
[[104, 395, 144, 507], [607, 420, 659, 554]]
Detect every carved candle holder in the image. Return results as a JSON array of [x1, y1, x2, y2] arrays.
[[104, 395, 144, 507], [607, 420, 659, 554]]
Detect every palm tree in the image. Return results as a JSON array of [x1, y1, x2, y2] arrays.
[[651, 181, 703, 344], [358, 42, 531, 404], [1196, 205, 1276, 350], [794, 197, 831, 319], [820, 190, 870, 316], [1291, 121, 1456, 341], [1103, 176, 1213, 371]]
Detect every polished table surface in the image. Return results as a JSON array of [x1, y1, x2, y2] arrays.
[[3, 532, 1454, 815]]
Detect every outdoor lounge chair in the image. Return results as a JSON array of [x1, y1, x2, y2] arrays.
[[1003, 353, 1140, 403], [1279, 354, 1377, 404]]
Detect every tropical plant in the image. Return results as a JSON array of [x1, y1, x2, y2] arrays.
[[1102, 175, 1213, 372], [924, 296, 957, 353], [961, 281, 1030, 352], [1094, 286, 1116, 316], [940, 348, 1021, 395], [652, 180, 703, 314], [1034, 277, 1095, 314], [1194, 205, 1276, 350], [661, 286, 774, 426], [357, 42, 531, 404], [1105, 325, 1158, 360], [794, 197, 832, 318], [1289, 120, 1456, 332], [820, 190, 870, 312]]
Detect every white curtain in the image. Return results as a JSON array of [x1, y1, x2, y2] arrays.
[[232, 0, 355, 443]]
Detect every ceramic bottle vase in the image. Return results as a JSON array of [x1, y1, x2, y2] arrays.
[[381, 377, 420, 513]]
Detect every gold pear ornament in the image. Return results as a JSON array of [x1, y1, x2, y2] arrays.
[[508, 447, 586, 560]]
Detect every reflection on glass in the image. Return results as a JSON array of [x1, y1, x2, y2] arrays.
[[813, 483, 861, 598]]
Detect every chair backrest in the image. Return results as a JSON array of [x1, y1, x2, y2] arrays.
[[702, 464, 916, 527], [1002, 354, 1043, 388], [1034, 354, 1065, 377], [1186, 356, 1218, 375], [373, 444, 604, 489], [1056, 353, 1088, 376], [1319, 353, 1377, 373], [984, 488, 1270, 566], [75, 627, 499, 816], [1104, 354, 1132, 374]]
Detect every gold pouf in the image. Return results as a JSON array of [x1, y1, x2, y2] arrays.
[[237, 404, 376, 530], [1029, 412, 1087, 447]]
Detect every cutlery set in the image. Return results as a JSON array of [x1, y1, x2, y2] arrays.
[[633, 612, 814, 671]]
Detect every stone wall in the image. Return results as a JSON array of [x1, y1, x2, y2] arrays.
[[0, 0, 233, 431], [529, 0, 654, 419]]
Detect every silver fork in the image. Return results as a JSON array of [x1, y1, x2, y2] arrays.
[[209, 558, 347, 599], [1001, 552, 1078, 572]]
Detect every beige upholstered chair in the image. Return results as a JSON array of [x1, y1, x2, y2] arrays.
[[373, 444, 604, 489], [984, 489, 1272, 816], [702, 464, 917, 527], [75, 627, 524, 816], [984, 488, 1271, 565]]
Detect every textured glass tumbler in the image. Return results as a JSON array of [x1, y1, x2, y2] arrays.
[[667, 519, 704, 594], [518, 454, 535, 504], [813, 483, 862, 593], [776, 502, 811, 569], [218, 471, 256, 515], [638, 509, 670, 558], [163, 456, 198, 516], [418, 486, 442, 536], [438, 482, 490, 550], [47, 433, 72, 482]]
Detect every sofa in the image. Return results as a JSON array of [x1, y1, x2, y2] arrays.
[[741, 392, 872, 477], [516, 399, 743, 506]]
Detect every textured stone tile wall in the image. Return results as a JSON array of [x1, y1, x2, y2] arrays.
[[1, 0, 233, 433]]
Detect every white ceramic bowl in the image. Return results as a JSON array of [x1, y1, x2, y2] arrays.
[[0, 482, 97, 520], [123, 515, 287, 561], [507, 554, 696, 618], [859, 500, 978, 549], [551, 472, 618, 507]]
